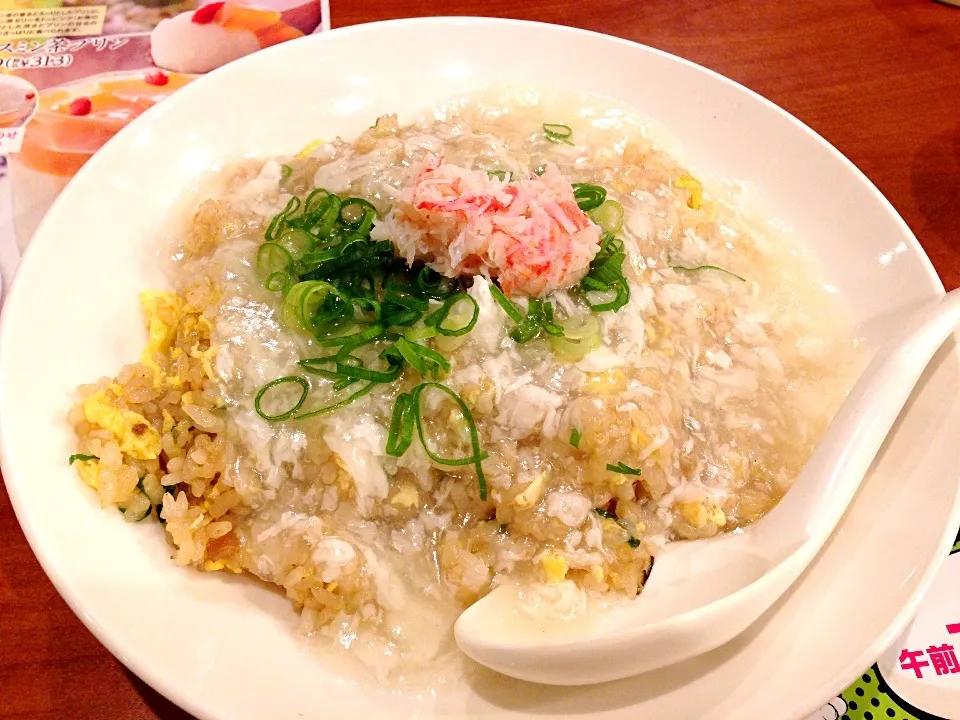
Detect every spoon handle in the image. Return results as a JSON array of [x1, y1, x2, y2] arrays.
[[760, 288, 960, 546]]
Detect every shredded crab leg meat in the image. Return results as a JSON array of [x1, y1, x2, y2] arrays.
[[375, 156, 602, 297]]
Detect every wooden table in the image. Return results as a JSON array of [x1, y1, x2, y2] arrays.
[[1, 1, 958, 716]]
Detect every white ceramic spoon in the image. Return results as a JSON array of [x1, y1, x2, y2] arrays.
[[455, 288, 960, 686]]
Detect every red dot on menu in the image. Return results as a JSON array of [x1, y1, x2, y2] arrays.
[[68, 97, 92, 116], [144, 70, 169, 86]]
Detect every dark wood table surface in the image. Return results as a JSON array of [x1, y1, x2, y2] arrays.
[[1, 0, 958, 716]]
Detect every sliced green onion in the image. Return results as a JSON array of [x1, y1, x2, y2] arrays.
[[353, 297, 381, 323], [593, 507, 642, 546], [551, 314, 601, 361], [140, 474, 165, 506], [488, 283, 524, 324], [395, 336, 427, 375], [294, 281, 337, 330], [257, 242, 293, 276], [301, 188, 332, 227], [69, 453, 99, 465], [510, 316, 542, 344], [589, 199, 624, 233], [408, 342, 450, 373], [670, 263, 746, 282], [403, 325, 438, 342], [335, 354, 403, 383], [255, 376, 309, 421], [535, 301, 563, 337], [356, 210, 376, 237], [424, 294, 479, 337], [265, 196, 302, 241], [277, 229, 314, 259], [280, 164, 292, 180], [569, 429, 582, 448], [586, 279, 630, 313], [487, 169, 507, 181], [572, 183, 606, 211], [296, 356, 343, 381], [333, 377, 359, 392], [294, 381, 378, 420], [411, 383, 488, 499], [317, 194, 342, 237], [416, 266, 458, 299], [543, 123, 574, 146], [607, 461, 642, 476], [591, 252, 627, 286], [386, 393, 414, 456], [315, 323, 384, 347], [264, 271, 293, 295], [122, 492, 152, 523], [386, 290, 429, 313], [381, 304, 421, 327], [340, 198, 377, 227]]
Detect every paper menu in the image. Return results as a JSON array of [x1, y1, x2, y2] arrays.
[[0, 0, 329, 252]]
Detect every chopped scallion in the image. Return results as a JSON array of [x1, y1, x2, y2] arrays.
[[488, 283, 524, 324], [543, 123, 574, 145], [424, 294, 479, 337], [606, 461, 642, 476], [254, 376, 310, 421], [670, 263, 746, 282], [572, 183, 606, 211], [550, 314, 601, 361], [386, 383, 488, 500], [589, 199, 624, 233], [68, 453, 99, 465]]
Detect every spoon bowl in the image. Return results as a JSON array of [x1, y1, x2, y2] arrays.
[[456, 288, 960, 685]]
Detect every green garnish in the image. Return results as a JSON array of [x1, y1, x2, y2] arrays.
[[489, 285, 569, 345], [254, 187, 481, 422], [280, 164, 292, 180], [670, 262, 746, 282], [257, 242, 293, 276], [589, 199, 624, 233], [265, 196, 302, 242], [550, 314, 601, 361], [68, 454, 99, 465], [415, 266, 458, 300], [487, 169, 507, 181], [606, 462, 642, 476], [424, 294, 479, 337], [569, 428, 582, 448], [254, 376, 309, 421], [293, 381, 378, 420], [488, 283, 524, 324], [571, 183, 606, 211], [386, 383, 488, 500], [543, 122, 574, 145], [264, 270, 293, 295], [580, 231, 630, 313], [593, 507, 643, 548]]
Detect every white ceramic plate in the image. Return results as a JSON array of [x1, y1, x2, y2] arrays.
[[2, 18, 959, 720]]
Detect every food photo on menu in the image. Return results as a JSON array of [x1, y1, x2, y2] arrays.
[[0, 3, 958, 720]]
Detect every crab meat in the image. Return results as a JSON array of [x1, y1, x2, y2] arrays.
[[376, 156, 602, 297]]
